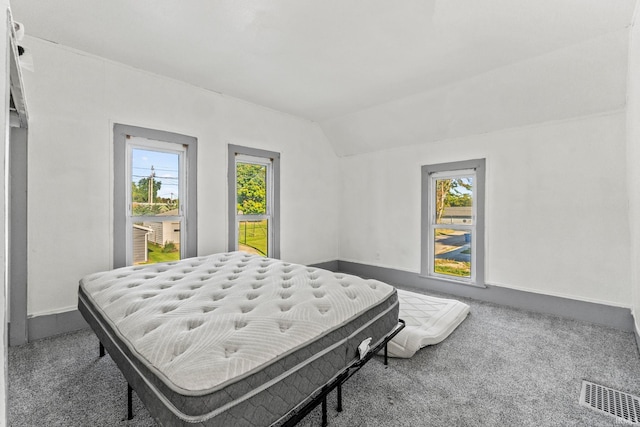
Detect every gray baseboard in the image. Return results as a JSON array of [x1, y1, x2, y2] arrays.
[[635, 322, 640, 357], [23, 259, 634, 342], [27, 310, 88, 342], [338, 260, 635, 332], [309, 259, 339, 272]]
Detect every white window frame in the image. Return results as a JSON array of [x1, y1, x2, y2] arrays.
[[427, 169, 477, 283], [421, 159, 485, 287], [228, 145, 280, 259], [234, 154, 274, 257], [114, 124, 197, 268], [125, 138, 187, 264]]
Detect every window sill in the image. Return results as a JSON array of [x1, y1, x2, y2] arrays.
[[417, 273, 487, 289]]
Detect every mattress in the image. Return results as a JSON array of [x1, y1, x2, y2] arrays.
[[78, 252, 399, 426], [386, 289, 469, 359]]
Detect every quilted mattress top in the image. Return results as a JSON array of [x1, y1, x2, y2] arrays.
[[388, 289, 469, 358], [79, 252, 395, 394]]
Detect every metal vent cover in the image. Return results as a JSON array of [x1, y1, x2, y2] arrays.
[[580, 380, 640, 424]]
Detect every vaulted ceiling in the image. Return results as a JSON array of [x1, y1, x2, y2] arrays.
[[11, 0, 638, 155]]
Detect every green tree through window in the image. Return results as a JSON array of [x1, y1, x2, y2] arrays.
[[435, 178, 473, 223], [236, 163, 266, 215], [131, 177, 162, 203]]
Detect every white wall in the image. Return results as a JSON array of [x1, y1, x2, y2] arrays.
[[16, 15, 639, 319], [1, 1, 9, 423], [339, 111, 631, 307], [627, 4, 640, 334], [21, 36, 340, 317], [333, 25, 633, 309]]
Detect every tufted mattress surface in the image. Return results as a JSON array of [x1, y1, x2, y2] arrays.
[[78, 252, 398, 425]]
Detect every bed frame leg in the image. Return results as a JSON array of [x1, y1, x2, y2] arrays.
[[321, 395, 327, 426], [127, 383, 133, 420], [99, 342, 105, 358], [384, 343, 388, 366]]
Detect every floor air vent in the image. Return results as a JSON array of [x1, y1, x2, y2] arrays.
[[580, 380, 640, 424]]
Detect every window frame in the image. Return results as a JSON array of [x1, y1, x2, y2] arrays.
[[114, 124, 197, 268], [126, 139, 186, 263], [228, 144, 280, 259], [421, 158, 485, 287]]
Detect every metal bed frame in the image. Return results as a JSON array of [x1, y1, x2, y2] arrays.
[[99, 319, 405, 426]]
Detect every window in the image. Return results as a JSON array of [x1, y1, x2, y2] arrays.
[[114, 125, 197, 267], [228, 145, 280, 258], [421, 159, 485, 286]]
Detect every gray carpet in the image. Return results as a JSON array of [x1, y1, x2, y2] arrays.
[[9, 288, 640, 426]]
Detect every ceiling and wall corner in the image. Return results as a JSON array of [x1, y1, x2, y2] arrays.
[[321, 29, 630, 157], [10, 0, 637, 154]]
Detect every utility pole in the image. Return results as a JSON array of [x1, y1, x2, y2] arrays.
[[148, 166, 155, 204]]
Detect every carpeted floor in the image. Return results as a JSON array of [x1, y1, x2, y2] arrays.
[[8, 288, 640, 426]]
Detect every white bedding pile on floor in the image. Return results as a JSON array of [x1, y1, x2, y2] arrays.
[[388, 289, 470, 358]]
